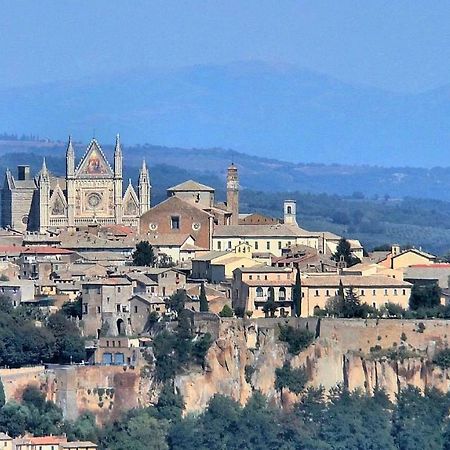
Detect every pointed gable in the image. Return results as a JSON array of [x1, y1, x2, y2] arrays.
[[49, 184, 68, 216], [76, 139, 113, 177], [123, 182, 139, 216]]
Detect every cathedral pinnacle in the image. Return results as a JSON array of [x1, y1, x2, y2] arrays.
[[114, 133, 122, 155], [66, 135, 75, 155]]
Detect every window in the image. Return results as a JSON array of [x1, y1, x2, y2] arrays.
[[278, 241, 282, 249], [97, 306, 101, 313], [266, 241, 270, 250], [171, 216, 180, 229], [228, 241, 232, 249], [106, 340, 109, 347], [264, 275, 268, 280], [315, 290, 319, 297], [360, 289, 365, 296], [372, 289, 376, 296], [326, 290, 329, 296], [287, 206, 292, 214], [134, 306, 138, 313], [83, 304, 88, 314], [279, 287, 286, 300], [384, 289, 388, 296], [249, 275, 253, 280], [117, 304, 121, 312], [107, 296, 110, 303], [217, 241, 222, 250], [394, 289, 398, 296], [257, 275, 260, 280], [403, 289, 406, 296], [256, 287, 263, 297], [255, 241, 259, 250], [118, 287, 121, 293]]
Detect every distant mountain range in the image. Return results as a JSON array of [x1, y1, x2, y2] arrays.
[[2, 139, 450, 203], [1, 61, 450, 167]]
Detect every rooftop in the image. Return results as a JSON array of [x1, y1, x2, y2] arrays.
[[302, 274, 412, 287], [167, 179, 215, 192]]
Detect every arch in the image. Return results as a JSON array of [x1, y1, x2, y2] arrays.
[[256, 287, 263, 297], [313, 305, 321, 315], [268, 286, 275, 301], [278, 287, 286, 300], [117, 318, 125, 336], [287, 206, 292, 214]]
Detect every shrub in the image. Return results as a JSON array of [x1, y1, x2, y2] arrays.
[[401, 332, 407, 341], [433, 348, 450, 369], [275, 362, 308, 394], [278, 325, 314, 355], [219, 305, 234, 318], [245, 365, 255, 384]]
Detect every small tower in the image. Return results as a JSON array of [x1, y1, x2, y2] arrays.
[[284, 200, 297, 226], [39, 158, 50, 232], [138, 159, 151, 215], [66, 136, 75, 227], [113, 134, 123, 224], [227, 163, 239, 225]]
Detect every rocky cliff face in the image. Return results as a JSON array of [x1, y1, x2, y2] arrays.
[[174, 318, 450, 411], [3, 318, 450, 423]]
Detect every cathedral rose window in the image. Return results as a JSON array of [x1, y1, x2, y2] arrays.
[[87, 193, 102, 208]]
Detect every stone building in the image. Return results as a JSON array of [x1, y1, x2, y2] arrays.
[[1, 136, 151, 232]]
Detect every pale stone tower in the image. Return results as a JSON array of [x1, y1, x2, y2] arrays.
[[113, 134, 123, 224], [138, 159, 151, 215], [227, 163, 239, 225], [284, 200, 297, 226], [66, 136, 75, 227], [38, 158, 50, 232]]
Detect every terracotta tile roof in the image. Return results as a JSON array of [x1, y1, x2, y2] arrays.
[[21, 246, 73, 255], [213, 224, 317, 238], [302, 274, 412, 288], [244, 280, 294, 287], [28, 435, 67, 444], [167, 179, 214, 192], [0, 245, 24, 254]]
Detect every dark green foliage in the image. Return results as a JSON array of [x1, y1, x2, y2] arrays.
[[60, 297, 82, 319], [244, 365, 255, 383], [433, 348, 450, 369], [199, 283, 208, 312], [151, 312, 212, 382], [293, 270, 302, 317], [0, 380, 5, 409], [262, 297, 277, 317], [166, 290, 186, 314], [64, 412, 99, 443], [278, 324, 315, 355], [385, 302, 406, 318], [155, 384, 185, 422], [218, 304, 233, 317], [275, 362, 308, 394], [326, 286, 375, 318], [47, 313, 85, 363], [393, 386, 450, 450], [132, 241, 156, 267], [409, 283, 441, 310], [331, 237, 361, 267]]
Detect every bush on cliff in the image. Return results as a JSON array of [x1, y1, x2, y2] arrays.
[[433, 348, 450, 369], [278, 325, 314, 355], [275, 362, 308, 394]]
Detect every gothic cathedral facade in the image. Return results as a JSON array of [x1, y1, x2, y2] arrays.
[[1, 136, 151, 232]]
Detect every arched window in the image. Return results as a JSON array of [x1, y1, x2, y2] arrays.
[[268, 287, 275, 301], [287, 206, 292, 214], [279, 287, 286, 300], [256, 287, 263, 297]]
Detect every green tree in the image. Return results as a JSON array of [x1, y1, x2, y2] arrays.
[[293, 269, 302, 316], [155, 384, 185, 422], [60, 297, 82, 319], [199, 283, 209, 312], [278, 325, 314, 355], [132, 241, 156, 267], [219, 304, 234, 317], [275, 362, 308, 395], [409, 282, 441, 310], [64, 412, 98, 443], [331, 237, 361, 267]]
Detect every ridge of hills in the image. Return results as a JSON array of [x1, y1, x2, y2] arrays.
[[2, 139, 450, 255]]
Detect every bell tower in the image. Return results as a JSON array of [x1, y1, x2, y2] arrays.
[[39, 158, 50, 232], [138, 159, 151, 215], [227, 163, 239, 225]]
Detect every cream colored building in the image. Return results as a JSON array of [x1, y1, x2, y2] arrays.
[[300, 273, 412, 317], [0, 433, 12, 450], [232, 266, 294, 318], [378, 245, 437, 270], [192, 242, 262, 283]]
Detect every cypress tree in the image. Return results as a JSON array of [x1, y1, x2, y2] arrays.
[[199, 283, 209, 312], [293, 269, 302, 316]]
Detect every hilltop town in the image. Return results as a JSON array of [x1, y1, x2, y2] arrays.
[[0, 137, 450, 448]]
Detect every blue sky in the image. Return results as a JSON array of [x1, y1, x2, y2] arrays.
[[2, 0, 450, 93]]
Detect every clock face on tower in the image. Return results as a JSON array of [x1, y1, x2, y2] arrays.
[[87, 192, 102, 209]]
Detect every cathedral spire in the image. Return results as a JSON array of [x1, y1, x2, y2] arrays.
[[66, 135, 75, 177], [41, 157, 48, 174], [139, 158, 151, 215], [114, 133, 123, 179]]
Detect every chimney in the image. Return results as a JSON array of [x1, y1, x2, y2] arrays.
[[17, 165, 30, 181]]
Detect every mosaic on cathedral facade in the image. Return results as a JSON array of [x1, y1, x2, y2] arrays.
[[1, 136, 151, 232]]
